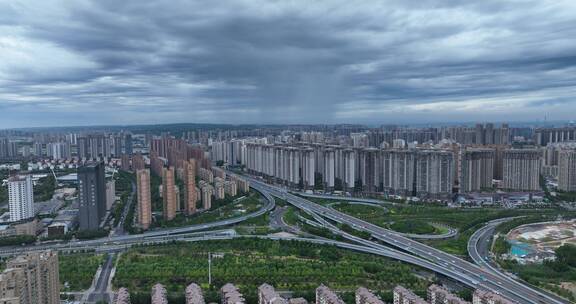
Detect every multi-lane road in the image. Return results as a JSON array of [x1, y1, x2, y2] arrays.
[[301, 193, 458, 240], [244, 176, 568, 304]]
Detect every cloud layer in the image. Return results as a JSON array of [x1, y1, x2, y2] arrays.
[[1, 0, 576, 128]]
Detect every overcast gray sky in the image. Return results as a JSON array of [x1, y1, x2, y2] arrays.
[[1, 0, 575, 128]]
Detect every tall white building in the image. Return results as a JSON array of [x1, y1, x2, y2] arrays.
[[502, 149, 541, 191], [558, 149, 576, 192], [8, 175, 35, 222], [46, 142, 71, 160], [460, 148, 494, 193], [415, 150, 454, 197]]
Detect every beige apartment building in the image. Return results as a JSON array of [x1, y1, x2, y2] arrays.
[[162, 166, 177, 221], [0, 251, 60, 304], [137, 169, 152, 230]]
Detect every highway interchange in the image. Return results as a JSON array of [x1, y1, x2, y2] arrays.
[[0, 175, 569, 304], [243, 176, 569, 304]]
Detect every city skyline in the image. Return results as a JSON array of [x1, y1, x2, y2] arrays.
[[1, 1, 576, 128]]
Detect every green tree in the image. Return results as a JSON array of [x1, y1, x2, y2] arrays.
[[555, 244, 576, 267]]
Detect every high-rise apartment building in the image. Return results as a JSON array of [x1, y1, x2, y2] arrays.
[[427, 285, 469, 304], [1, 251, 60, 304], [393, 286, 427, 304], [258, 284, 287, 304], [121, 154, 131, 171], [460, 149, 494, 193], [0, 268, 26, 304], [415, 150, 454, 197], [199, 168, 214, 183], [343, 149, 356, 191], [199, 181, 213, 210], [558, 149, 576, 192], [106, 180, 116, 210], [124, 134, 133, 155], [323, 149, 336, 190], [316, 285, 344, 304], [151, 284, 168, 304], [212, 167, 226, 179], [162, 167, 177, 221], [382, 150, 416, 196], [132, 153, 146, 171], [137, 169, 152, 230], [116, 287, 131, 304], [535, 127, 576, 146], [355, 287, 384, 304], [0, 138, 18, 159], [78, 162, 106, 230], [224, 181, 237, 197], [502, 149, 541, 191], [46, 142, 71, 160], [185, 283, 205, 304], [8, 175, 35, 222], [472, 290, 514, 304], [184, 160, 198, 215]]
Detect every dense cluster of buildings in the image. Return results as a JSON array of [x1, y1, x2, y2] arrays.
[[208, 125, 576, 200], [221, 141, 546, 199], [542, 142, 576, 192], [132, 135, 250, 230], [0, 251, 60, 304], [0, 132, 133, 161], [115, 283, 514, 304]]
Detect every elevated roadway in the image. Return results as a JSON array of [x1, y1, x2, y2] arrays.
[[245, 176, 568, 304]]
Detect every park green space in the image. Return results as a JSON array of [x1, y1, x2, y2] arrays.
[[112, 170, 134, 227], [113, 238, 432, 304], [33, 175, 56, 202], [499, 245, 576, 302], [59, 253, 106, 291], [304, 196, 561, 256], [491, 216, 576, 301]]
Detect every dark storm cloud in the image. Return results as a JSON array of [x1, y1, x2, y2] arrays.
[[1, 0, 576, 128]]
